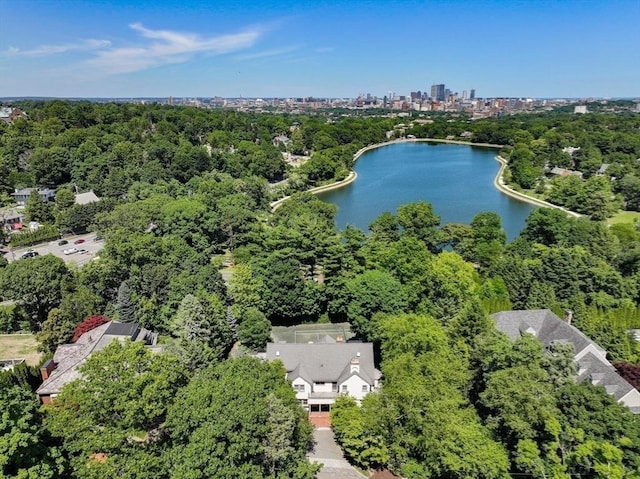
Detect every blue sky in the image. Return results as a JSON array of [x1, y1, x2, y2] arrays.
[[0, 0, 638, 98]]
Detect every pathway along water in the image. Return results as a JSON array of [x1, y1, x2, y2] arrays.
[[316, 140, 536, 241]]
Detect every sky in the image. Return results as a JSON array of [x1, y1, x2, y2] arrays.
[[0, 0, 638, 99]]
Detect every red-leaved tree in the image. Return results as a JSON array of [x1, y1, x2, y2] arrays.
[[72, 315, 110, 342], [614, 362, 640, 390]]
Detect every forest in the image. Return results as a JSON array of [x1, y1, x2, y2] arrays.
[[1, 100, 640, 478]]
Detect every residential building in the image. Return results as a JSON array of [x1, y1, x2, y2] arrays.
[[266, 339, 381, 425], [36, 321, 159, 404], [549, 167, 583, 179], [0, 107, 28, 124], [74, 190, 101, 205], [12, 187, 56, 207], [0, 207, 23, 232], [492, 309, 640, 414]]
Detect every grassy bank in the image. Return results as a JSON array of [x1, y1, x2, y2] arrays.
[[0, 334, 42, 366]]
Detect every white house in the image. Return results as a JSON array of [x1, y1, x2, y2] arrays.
[[266, 340, 381, 417]]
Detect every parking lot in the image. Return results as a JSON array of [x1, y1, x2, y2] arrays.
[[2, 233, 105, 267]]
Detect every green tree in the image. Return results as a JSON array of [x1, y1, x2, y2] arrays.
[[345, 270, 407, 340], [470, 211, 506, 269], [37, 308, 76, 354], [397, 201, 443, 252], [228, 263, 266, 316], [55, 187, 76, 211], [36, 287, 101, 353], [116, 280, 135, 323], [237, 307, 271, 351], [262, 393, 297, 477], [170, 294, 231, 370], [0, 385, 62, 478], [166, 357, 317, 479], [44, 340, 188, 478], [369, 212, 400, 243], [330, 395, 389, 469], [25, 189, 54, 223], [0, 254, 73, 326]]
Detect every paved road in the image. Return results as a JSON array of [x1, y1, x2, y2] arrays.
[[2, 233, 105, 267], [308, 428, 365, 479]]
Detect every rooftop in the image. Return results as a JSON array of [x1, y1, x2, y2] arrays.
[[492, 309, 640, 413]]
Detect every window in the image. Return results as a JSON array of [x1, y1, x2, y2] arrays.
[[362, 385, 369, 393], [341, 385, 348, 392], [293, 384, 305, 392], [300, 399, 308, 406]]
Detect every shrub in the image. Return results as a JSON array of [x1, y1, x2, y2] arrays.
[[72, 315, 110, 342]]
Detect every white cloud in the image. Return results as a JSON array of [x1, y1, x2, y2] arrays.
[[234, 46, 301, 61], [5, 39, 111, 56], [86, 23, 263, 74]]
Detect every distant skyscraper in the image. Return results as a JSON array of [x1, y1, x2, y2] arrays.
[[470, 89, 476, 100], [430, 83, 445, 101], [462, 90, 468, 100]]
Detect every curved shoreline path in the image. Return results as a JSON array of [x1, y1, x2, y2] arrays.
[[492, 155, 581, 217], [271, 138, 581, 218]]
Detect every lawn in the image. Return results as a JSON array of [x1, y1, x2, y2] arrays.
[[607, 210, 640, 226], [0, 334, 42, 366]]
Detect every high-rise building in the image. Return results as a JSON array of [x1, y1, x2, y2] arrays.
[[462, 90, 468, 100], [470, 89, 476, 100], [430, 84, 445, 101]]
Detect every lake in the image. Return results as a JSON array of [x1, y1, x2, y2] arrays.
[[317, 141, 536, 241]]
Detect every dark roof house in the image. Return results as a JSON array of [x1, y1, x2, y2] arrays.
[[492, 309, 640, 414], [36, 321, 159, 403]]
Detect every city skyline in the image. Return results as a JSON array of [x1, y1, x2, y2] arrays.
[[0, 0, 638, 99]]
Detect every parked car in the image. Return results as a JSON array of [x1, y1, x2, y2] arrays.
[[21, 250, 39, 259], [58, 239, 68, 246], [74, 239, 85, 245], [63, 247, 78, 255]]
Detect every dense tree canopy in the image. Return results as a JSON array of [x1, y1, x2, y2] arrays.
[[2, 100, 640, 478]]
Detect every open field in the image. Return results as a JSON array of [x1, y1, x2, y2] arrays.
[[0, 334, 42, 366], [271, 322, 354, 344], [607, 210, 640, 226]]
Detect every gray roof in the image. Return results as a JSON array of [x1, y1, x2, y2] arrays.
[[74, 190, 100, 205], [37, 321, 156, 396], [266, 342, 378, 385], [12, 187, 56, 197], [492, 310, 640, 413]]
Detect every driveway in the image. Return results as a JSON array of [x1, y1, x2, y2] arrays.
[[308, 428, 366, 479]]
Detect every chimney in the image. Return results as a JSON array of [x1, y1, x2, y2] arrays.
[[40, 359, 57, 381], [564, 310, 573, 326]]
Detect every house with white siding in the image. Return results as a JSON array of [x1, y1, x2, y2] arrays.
[[266, 339, 380, 423]]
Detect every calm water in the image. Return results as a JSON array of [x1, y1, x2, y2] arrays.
[[317, 142, 535, 241]]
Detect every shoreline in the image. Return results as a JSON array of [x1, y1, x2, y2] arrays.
[[271, 138, 581, 218], [492, 155, 581, 217]]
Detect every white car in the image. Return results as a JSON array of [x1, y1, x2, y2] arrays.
[[63, 247, 78, 255]]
